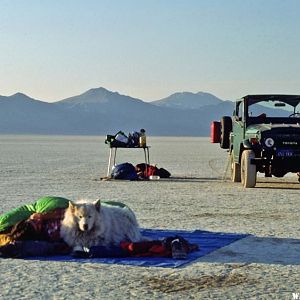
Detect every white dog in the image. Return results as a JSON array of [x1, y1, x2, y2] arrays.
[[60, 200, 143, 251]]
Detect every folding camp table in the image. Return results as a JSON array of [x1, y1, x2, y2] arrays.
[[106, 146, 150, 177]]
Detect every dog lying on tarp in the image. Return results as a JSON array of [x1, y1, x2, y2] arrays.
[[60, 200, 143, 251]]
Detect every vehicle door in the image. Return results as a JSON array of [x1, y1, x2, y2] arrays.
[[232, 101, 245, 163]]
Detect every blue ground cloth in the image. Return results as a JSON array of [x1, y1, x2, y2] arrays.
[[28, 228, 248, 268]]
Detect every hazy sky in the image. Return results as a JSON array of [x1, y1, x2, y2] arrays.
[[1, 0, 300, 102]]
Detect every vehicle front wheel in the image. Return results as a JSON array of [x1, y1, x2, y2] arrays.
[[241, 150, 257, 188]]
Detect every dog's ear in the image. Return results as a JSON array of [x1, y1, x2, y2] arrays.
[[94, 199, 101, 212], [68, 201, 75, 212]]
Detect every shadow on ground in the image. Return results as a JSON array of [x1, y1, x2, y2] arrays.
[[199, 235, 300, 266], [99, 176, 222, 183], [255, 180, 300, 190]]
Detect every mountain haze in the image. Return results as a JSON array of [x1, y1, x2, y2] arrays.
[[0, 87, 233, 136]]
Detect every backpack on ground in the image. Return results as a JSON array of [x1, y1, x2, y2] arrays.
[[111, 163, 138, 180], [156, 167, 171, 178]]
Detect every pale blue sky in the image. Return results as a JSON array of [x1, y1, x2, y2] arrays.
[[1, 0, 300, 102]]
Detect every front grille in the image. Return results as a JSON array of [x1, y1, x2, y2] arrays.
[[276, 137, 300, 148], [262, 133, 300, 148]]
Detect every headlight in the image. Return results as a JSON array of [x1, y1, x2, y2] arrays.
[[265, 138, 274, 147]]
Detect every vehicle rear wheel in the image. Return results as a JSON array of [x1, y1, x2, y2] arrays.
[[241, 150, 256, 188], [220, 116, 232, 149], [230, 152, 241, 182]]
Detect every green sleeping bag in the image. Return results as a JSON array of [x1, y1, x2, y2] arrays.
[[0, 196, 70, 232]]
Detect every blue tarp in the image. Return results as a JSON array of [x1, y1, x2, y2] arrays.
[[28, 228, 248, 268]]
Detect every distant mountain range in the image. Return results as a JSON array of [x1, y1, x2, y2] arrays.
[[0, 87, 234, 136]]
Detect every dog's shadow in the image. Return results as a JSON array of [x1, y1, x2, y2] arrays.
[[198, 235, 300, 266]]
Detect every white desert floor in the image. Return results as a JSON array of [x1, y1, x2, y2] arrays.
[[0, 135, 299, 299]]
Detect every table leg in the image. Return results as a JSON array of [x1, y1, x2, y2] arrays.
[[107, 148, 113, 177], [113, 148, 117, 166], [147, 147, 150, 164], [144, 148, 148, 177]]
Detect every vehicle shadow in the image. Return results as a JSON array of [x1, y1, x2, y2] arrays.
[[159, 176, 221, 183], [198, 235, 300, 266], [255, 180, 300, 190]]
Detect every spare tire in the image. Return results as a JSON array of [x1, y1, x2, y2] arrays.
[[220, 116, 232, 149]]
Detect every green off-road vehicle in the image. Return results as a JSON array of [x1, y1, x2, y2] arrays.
[[216, 94, 300, 188]]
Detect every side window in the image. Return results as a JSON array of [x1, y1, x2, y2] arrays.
[[236, 102, 244, 120]]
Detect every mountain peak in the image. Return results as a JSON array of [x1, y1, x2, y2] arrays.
[[152, 91, 222, 110], [11, 92, 31, 99], [56, 86, 143, 106], [84, 87, 111, 94], [3, 92, 42, 104], [77, 87, 125, 99]]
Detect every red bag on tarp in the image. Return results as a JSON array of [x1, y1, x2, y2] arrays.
[[135, 163, 171, 178]]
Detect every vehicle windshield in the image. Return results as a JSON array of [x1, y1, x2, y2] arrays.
[[247, 99, 300, 124]]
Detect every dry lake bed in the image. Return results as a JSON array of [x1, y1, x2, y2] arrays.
[[0, 135, 299, 299]]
